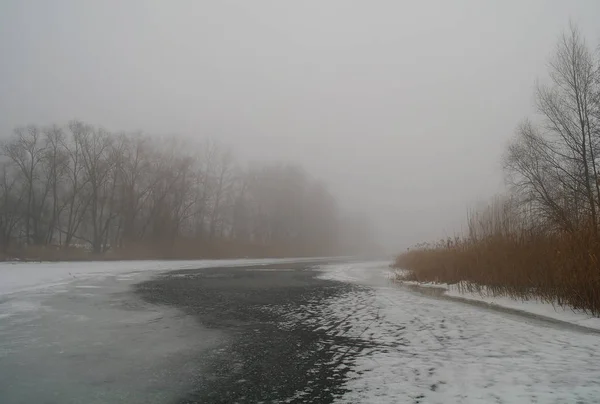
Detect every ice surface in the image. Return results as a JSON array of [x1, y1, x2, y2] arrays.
[[0, 258, 326, 296], [4, 259, 600, 403], [0, 266, 226, 404]]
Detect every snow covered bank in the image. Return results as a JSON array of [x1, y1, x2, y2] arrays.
[[443, 286, 600, 332], [321, 262, 600, 333], [314, 262, 600, 403], [395, 274, 600, 332], [0, 258, 329, 295]]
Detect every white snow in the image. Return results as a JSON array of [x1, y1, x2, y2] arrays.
[[443, 286, 600, 332], [310, 262, 600, 403], [317, 261, 395, 285], [399, 280, 450, 290], [0, 257, 327, 296], [395, 276, 600, 332]]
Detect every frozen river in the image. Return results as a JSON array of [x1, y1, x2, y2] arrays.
[[1, 259, 599, 403]]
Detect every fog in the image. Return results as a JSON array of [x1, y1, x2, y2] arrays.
[[1, 1, 599, 254]]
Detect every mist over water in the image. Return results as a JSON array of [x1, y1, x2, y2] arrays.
[[1, 1, 599, 254]]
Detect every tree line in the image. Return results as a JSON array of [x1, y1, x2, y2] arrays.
[[0, 121, 353, 258]]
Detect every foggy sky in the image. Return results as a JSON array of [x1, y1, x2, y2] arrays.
[[1, 1, 599, 253]]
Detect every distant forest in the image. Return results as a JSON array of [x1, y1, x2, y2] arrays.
[[0, 121, 375, 259]]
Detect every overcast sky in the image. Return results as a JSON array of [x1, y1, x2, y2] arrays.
[[1, 1, 599, 252]]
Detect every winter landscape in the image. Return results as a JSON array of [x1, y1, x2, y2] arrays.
[[2, 1, 600, 403]]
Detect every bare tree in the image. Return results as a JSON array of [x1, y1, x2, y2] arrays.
[[57, 121, 91, 247], [0, 162, 24, 250], [506, 23, 600, 234], [2, 125, 50, 244], [116, 132, 152, 245], [42, 125, 69, 244], [77, 127, 117, 253], [208, 144, 234, 239]]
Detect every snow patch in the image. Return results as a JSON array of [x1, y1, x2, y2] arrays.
[[400, 281, 600, 331], [444, 286, 600, 332], [317, 261, 395, 286], [393, 268, 600, 332], [249, 268, 295, 272], [399, 280, 450, 290]]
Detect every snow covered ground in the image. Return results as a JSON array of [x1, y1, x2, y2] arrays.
[[311, 261, 600, 403], [396, 278, 600, 332], [444, 286, 600, 332]]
